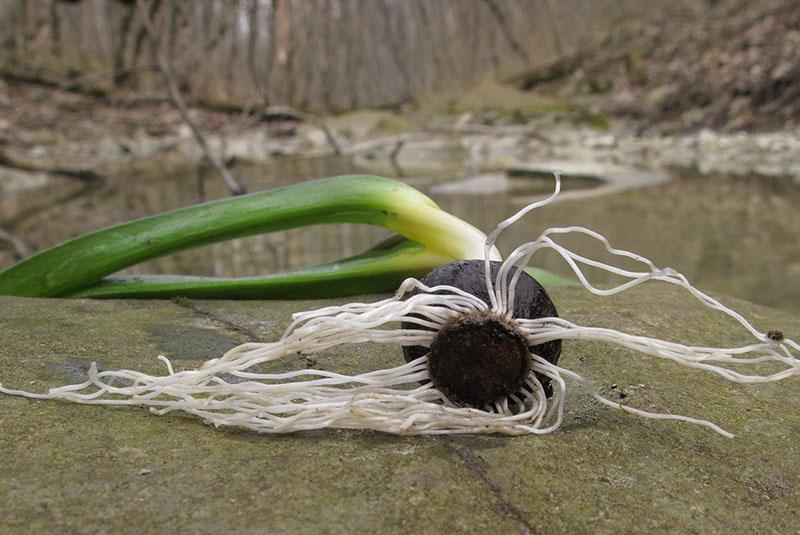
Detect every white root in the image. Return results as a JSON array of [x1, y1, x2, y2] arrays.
[[1, 176, 798, 437]]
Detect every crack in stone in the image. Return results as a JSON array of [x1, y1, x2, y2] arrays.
[[171, 299, 261, 343], [173, 299, 536, 534], [443, 439, 537, 534]]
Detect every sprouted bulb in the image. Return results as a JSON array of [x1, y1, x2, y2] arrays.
[[2, 175, 798, 438]]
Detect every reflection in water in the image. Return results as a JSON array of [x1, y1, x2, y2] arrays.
[[434, 173, 800, 315], [2, 156, 799, 314]]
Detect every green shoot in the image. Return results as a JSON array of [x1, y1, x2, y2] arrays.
[[0, 175, 570, 299]]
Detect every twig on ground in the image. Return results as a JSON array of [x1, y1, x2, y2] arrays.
[[0, 147, 104, 183], [264, 105, 341, 155], [58, 64, 157, 92], [0, 226, 31, 259], [389, 139, 404, 176]]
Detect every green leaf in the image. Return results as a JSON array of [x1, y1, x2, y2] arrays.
[[71, 239, 449, 299], [0, 174, 571, 299]]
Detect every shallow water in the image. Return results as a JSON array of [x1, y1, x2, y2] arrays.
[[2, 155, 798, 315]]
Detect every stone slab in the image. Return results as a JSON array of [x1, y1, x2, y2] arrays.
[[1, 286, 799, 533]]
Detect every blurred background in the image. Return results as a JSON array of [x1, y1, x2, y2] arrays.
[[0, 0, 798, 312]]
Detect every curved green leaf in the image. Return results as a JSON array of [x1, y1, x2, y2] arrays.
[[72, 239, 450, 299], [0, 175, 492, 297]]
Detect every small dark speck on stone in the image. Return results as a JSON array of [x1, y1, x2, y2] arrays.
[[171, 296, 191, 306], [767, 329, 784, 342]]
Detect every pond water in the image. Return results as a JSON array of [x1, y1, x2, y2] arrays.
[[2, 154, 799, 315]]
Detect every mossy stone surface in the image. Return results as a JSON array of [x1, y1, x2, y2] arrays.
[[1, 286, 799, 533]]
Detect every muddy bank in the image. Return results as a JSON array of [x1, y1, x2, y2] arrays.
[[3, 109, 800, 188]]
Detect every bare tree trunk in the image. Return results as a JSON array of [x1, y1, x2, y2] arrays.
[[379, 0, 411, 103], [341, 0, 359, 110], [49, 0, 61, 55], [246, 0, 262, 102], [272, 0, 291, 103], [0, 0, 692, 116], [226, 1, 241, 100], [321, 0, 335, 110], [417, 1, 439, 90], [263, 0, 276, 106], [166, 0, 178, 69], [539, 0, 564, 56], [178, 1, 234, 99], [131, 0, 163, 82], [11, 0, 29, 64], [135, 0, 245, 196], [112, 3, 136, 87]]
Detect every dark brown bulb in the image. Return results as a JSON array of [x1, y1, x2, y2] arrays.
[[402, 260, 562, 405], [428, 312, 530, 406]]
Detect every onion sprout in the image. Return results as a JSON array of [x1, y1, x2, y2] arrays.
[[2, 175, 798, 438], [0, 175, 501, 298]]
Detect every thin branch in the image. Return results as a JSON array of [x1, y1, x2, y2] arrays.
[[479, 0, 529, 64], [538, 0, 564, 57], [112, 2, 137, 87], [0, 67, 110, 99], [264, 105, 341, 155], [0, 146, 104, 183], [131, 0, 164, 69], [134, 0, 245, 196]]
